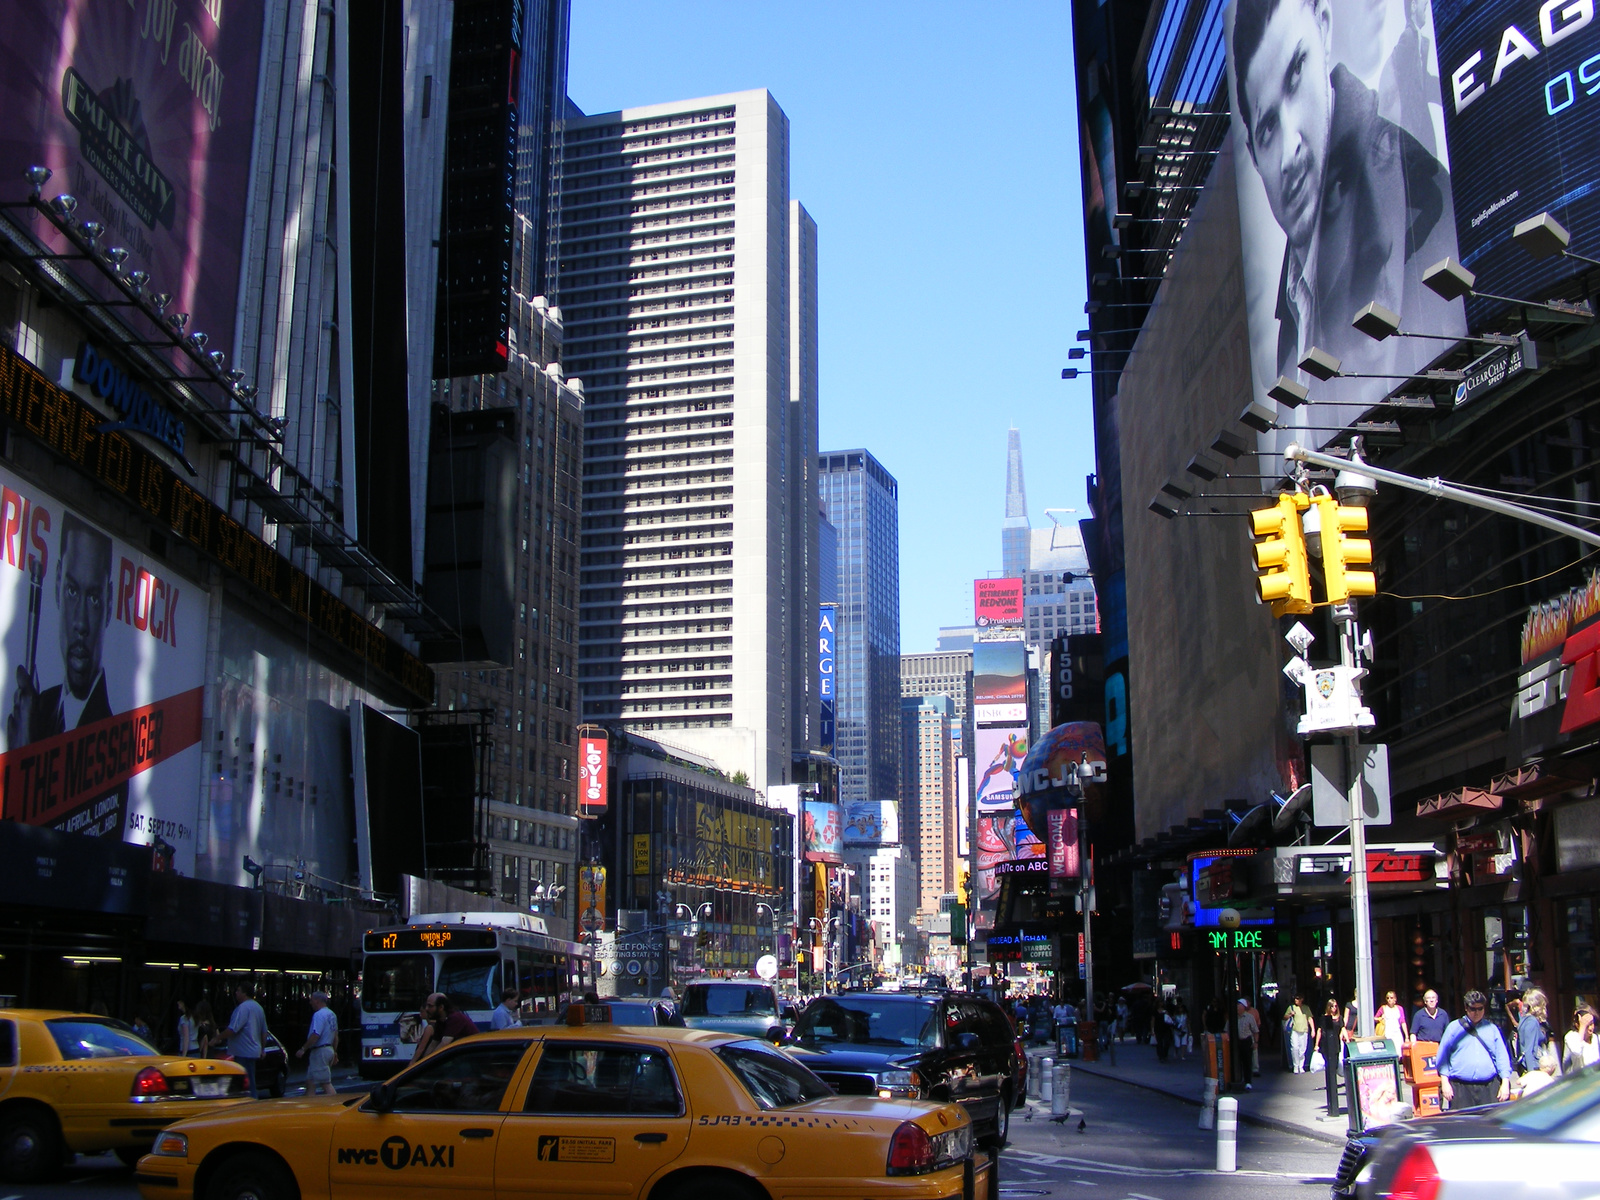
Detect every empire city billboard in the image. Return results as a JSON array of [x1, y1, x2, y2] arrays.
[[0, 0, 267, 369], [1224, 0, 1466, 452], [1433, 0, 1600, 324], [974, 638, 1027, 724]]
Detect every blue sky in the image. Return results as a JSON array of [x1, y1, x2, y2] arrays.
[[568, 2, 1094, 651]]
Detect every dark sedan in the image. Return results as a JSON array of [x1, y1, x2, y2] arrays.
[[1352, 1068, 1600, 1199]]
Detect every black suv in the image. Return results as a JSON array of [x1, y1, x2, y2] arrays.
[[780, 990, 1020, 1147]]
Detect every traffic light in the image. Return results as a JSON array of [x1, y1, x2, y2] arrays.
[[1250, 492, 1312, 616], [1312, 494, 1375, 603]]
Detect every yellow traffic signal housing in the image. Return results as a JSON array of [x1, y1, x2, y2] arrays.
[[1313, 494, 1375, 603], [1251, 493, 1313, 616]]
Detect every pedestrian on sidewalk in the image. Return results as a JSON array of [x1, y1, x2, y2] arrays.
[[1521, 1044, 1561, 1096], [1375, 990, 1408, 1044], [1563, 999, 1598, 1073], [176, 1001, 196, 1057], [1287, 994, 1312, 1073], [193, 1000, 218, 1058], [1516, 989, 1551, 1074], [1174, 1000, 1192, 1061], [1315, 998, 1344, 1115], [296, 990, 339, 1096], [1436, 990, 1513, 1111], [213, 983, 268, 1098], [1154, 1003, 1174, 1062], [1411, 989, 1450, 1045], [1235, 998, 1259, 1090]]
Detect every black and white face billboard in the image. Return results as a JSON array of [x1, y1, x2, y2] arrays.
[[1433, 0, 1600, 324], [1226, 0, 1467, 450]]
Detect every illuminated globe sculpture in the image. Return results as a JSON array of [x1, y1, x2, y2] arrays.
[[1011, 720, 1109, 836]]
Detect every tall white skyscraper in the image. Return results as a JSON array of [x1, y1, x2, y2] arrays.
[[559, 90, 816, 789]]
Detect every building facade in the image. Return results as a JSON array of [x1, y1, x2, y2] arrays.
[[1002, 428, 1031, 579], [902, 694, 957, 915], [819, 449, 901, 807], [560, 90, 816, 791]]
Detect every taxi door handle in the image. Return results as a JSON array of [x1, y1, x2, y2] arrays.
[[459, 1128, 495, 1139], [634, 1133, 668, 1144]]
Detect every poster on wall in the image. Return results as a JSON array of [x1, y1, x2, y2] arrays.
[[973, 639, 1027, 723], [1225, 0, 1465, 452], [0, 0, 267, 368], [802, 799, 843, 864], [1432, 0, 1600, 323], [0, 467, 205, 870], [974, 725, 1028, 811]]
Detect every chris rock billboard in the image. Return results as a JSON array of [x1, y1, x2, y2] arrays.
[[0, 0, 266, 363], [1433, 0, 1600, 322], [0, 467, 205, 870], [1225, 0, 1466, 450]]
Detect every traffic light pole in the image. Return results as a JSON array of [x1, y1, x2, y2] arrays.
[[1341, 619, 1375, 1040]]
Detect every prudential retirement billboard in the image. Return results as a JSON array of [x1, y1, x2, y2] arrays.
[[0, 0, 266, 364], [1225, 0, 1466, 451]]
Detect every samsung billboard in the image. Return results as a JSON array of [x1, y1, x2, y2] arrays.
[[0, 0, 266, 367], [1225, 0, 1466, 452]]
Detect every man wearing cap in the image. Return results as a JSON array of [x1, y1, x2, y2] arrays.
[[296, 991, 339, 1096], [1434, 989, 1513, 1110]]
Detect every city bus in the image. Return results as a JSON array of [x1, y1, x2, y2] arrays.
[[358, 912, 591, 1077]]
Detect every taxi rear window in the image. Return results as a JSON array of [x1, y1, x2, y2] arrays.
[[715, 1041, 833, 1109], [48, 1019, 157, 1059]]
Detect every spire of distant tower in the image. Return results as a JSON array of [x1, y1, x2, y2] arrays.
[[1005, 428, 1027, 519], [1001, 428, 1031, 577]]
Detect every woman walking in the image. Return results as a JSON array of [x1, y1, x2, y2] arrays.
[[1564, 999, 1599, 1073], [1287, 994, 1313, 1073], [193, 1000, 218, 1058], [1314, 998, 1345, 1115], [1517, 989, 1551, 1075], [1375, 990, 1408, 1044]]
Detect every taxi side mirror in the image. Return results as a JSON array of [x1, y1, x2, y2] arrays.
[[765, 1026, 787, 1046], [367, 1082, 397, 1113], [781, 1006, 797, 1022]]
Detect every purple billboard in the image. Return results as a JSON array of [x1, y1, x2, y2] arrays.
[[0, 0, 265, 362]]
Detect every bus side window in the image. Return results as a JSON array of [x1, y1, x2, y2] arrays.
[[517, 947, 533, 1011]]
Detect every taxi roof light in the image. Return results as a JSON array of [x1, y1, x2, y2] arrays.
[[566, 1003, 613, 1027]]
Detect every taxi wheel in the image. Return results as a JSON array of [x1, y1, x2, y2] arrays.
[[206, 1151, 300, 1200], [0, 1107, 61, 1183], [655, 1169, 766, 1200]]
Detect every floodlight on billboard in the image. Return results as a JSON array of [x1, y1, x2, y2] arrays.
[[974, 578, 1024, 627], [1223, 0, 1465, 455], [0, 0, 267, 373], [1433, 0, 1600, 325], [973, 639, 1028, 723]]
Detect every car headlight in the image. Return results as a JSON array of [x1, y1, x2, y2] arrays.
[[151, 1132, 188, 1158], [878, 1069, 920, 1088]]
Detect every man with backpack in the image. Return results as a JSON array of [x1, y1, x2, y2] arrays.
[[1435, 990, 1513, 1110]]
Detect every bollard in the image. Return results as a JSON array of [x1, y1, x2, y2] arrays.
[[1216, 1095, 1238, 1172], [1198, 1077, 1218, 1130], [1028, 1055, 1043, 1100], [1051, 1061, 1072, 1118], [1040, 1056, 1054, 1102]]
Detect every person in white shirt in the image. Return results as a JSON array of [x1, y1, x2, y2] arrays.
[[295, 991, 339, 1096], [491, 988, 522, 1031], [1564, 1000, 1598, 1073]]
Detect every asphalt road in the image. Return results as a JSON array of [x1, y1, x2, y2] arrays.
[[2, 1071, 1339, 1200]]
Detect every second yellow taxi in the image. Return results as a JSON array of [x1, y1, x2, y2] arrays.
[[136, 1008, 995, 1200]]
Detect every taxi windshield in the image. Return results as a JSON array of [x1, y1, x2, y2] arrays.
[[716, 1041, 834, 1108], [683, 984, 775, 1017], [793, 997, 941, 1047], [1498, 1067, 1600, 1134], [364, 953, 434, 1013], [48, 1018, 158, 1059]]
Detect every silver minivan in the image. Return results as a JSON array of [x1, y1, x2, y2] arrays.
[[679, 981, 784, 1038]]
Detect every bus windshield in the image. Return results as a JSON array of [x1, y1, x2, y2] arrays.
[[364, 954, 434, 1013], [438, 953, 501, 1011]]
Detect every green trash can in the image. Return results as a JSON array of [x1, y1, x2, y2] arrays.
[[1343, 1037, 1407, 1133]]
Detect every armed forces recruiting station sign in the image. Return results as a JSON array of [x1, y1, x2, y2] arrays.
[[0, 466, 205, 870]]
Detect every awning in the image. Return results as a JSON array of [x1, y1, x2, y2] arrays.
[[1415, 786, 1501, 820]]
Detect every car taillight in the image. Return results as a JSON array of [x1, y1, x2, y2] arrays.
[[887, 1122, 935, 1175], [1388, 1144, 1440, 1200], [132, 1067, 169, 1097]]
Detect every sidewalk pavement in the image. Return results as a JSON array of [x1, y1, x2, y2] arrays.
[[1027, 1040, 1354, 1147]]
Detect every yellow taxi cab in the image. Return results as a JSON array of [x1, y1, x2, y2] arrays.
[[0, 1009, 250, 1181], [136, 1005, 995, 1200]]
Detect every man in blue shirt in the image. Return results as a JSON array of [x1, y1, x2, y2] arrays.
[[1411, 989, 1451, 1044], [1434, 990, 1512, 1110]]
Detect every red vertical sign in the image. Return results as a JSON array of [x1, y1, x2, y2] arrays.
[[578, 731, 608, 815]]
